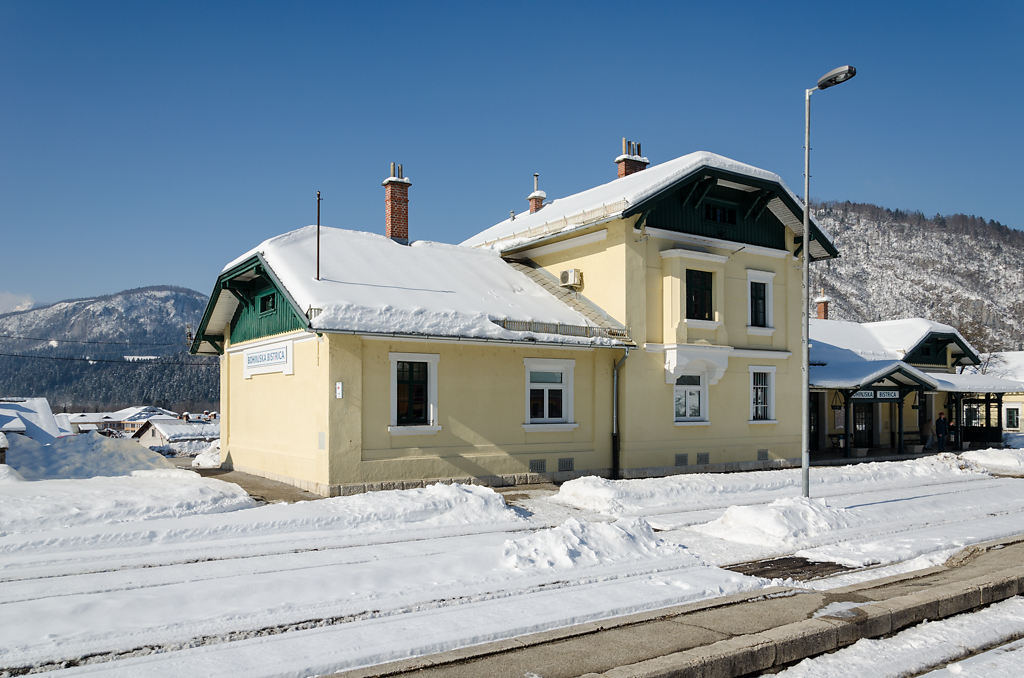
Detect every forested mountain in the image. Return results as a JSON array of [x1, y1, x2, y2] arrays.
[[0, 286, 217, 411], [811, 202, 1024, 353]]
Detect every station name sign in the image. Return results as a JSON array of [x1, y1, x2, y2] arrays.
[[851, 389, 900, 400], [242, 340, 293, 379]]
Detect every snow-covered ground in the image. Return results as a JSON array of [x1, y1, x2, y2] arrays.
[[772, 596, 1024, 678], [2, 450, 1024, 676]]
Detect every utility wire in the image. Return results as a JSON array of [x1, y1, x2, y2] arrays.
[[0, 352, 216, 367], [0, 333, 179, 346]]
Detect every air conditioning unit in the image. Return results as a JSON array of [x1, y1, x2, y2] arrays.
[[559, 268, 583, 288]]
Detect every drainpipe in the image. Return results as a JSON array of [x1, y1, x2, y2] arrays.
[[612, 347, 630, 479]]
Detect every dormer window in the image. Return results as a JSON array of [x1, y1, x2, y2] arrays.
[[703, 202, 737, 225], [258, 292, 276, 315]]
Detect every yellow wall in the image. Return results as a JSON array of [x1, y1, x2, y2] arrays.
[[336, 337, 612, 486], [221, 330, 332, 490], [516, 216, 802, 471]]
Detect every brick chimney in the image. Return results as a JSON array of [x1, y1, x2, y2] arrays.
[[615, 138, 649, 177], [527, 172, 546, 213], [814, 290, 831, 320], [382, 162, 411, 244]]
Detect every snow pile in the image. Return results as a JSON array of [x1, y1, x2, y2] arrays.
[[501, 517, 688, 571], [0, 483, 523, 555], [5, 431, 174, 480], [554, 455, 983, 517], [0, 463, 25, 482], [0, 471, 257, 534], [192, 441, 222, 469], [961, 448, 1024, 475], [692, 497, 854, 548]]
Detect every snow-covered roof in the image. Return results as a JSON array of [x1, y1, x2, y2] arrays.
[[809, 359, 937, 391], [461, 151, 834, 257], [811, 318, 977, 363], [927, 371, 1024, 394], [199, 226, 629, 352], [810, 319, 999, 393], [0, 397, 62, 444], [69, 406, 178, 424], [144, 419, 220, 442]]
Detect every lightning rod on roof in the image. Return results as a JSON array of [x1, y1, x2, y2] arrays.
[[316, 190, 322, 281]]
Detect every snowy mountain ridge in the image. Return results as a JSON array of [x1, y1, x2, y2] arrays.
[[0, 286, 216, 411], [810, 202, 1024, 352]]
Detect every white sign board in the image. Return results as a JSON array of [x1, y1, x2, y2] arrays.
[[336, 381, 343, 399], [243, 341, 293, 379]]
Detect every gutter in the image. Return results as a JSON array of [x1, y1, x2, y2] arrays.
[[612, 346, 630, 480]]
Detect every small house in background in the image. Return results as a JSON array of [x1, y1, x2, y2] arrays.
[[133, 418, 220, 452], [0, 397, 63, 444], [68, 405, 177, 435]]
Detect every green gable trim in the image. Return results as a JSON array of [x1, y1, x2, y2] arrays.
[[229, 279, 305, 345], [905, 332, 980, 367], [623, 166, 839, 260], [189, 254, 309, 355]]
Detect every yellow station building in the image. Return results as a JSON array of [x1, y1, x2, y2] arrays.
[[191, 144, 841, 496]]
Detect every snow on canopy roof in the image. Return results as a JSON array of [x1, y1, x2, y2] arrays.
[[0, 397, 61, 444], [460, 151, 829, 252], [809, 359, 937, 391], [222, 225, 625, 346], [809, 320, 939, 390], [927, 371, 1024, 394]]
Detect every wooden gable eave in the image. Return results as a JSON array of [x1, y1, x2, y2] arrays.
[[189, 253, 311, 355], [904, 332, 981, 368], [622, 165, 839, 261]]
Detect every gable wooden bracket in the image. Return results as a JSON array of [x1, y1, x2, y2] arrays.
[[199, 335, 223, 354], [744, 191, 772, 222], [691, 177, 716, 211]]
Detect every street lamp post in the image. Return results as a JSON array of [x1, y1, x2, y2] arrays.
[[802, 65, 856, 499]]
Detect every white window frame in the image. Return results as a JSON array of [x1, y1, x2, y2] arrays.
[[523, 358, 577, 431], [1006, 405, 1021, 431], [388, 352, 441, 435], [748, 365, 777, 423], [673, 372, 709, 425], [746, 269, 775, 335]]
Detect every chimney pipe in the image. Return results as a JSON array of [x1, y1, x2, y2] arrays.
[[382, 162, 412, 244], [814, 289, 831, 320], [527, 172, 546, 213], [615, 137, 649, 177]]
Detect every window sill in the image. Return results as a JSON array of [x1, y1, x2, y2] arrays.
[[747, 419, 778, 425], [684, 319, 721, 330], [522, 423, 579, 432], [746, 326, 775, 336], [388, 425, 442, 436], [674, 420, 711, 427]]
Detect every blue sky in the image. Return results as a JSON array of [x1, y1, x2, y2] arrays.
[[2, 1, 1022, 306]]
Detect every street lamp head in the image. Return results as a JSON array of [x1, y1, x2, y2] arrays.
[[817, 65, 857, 90]]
